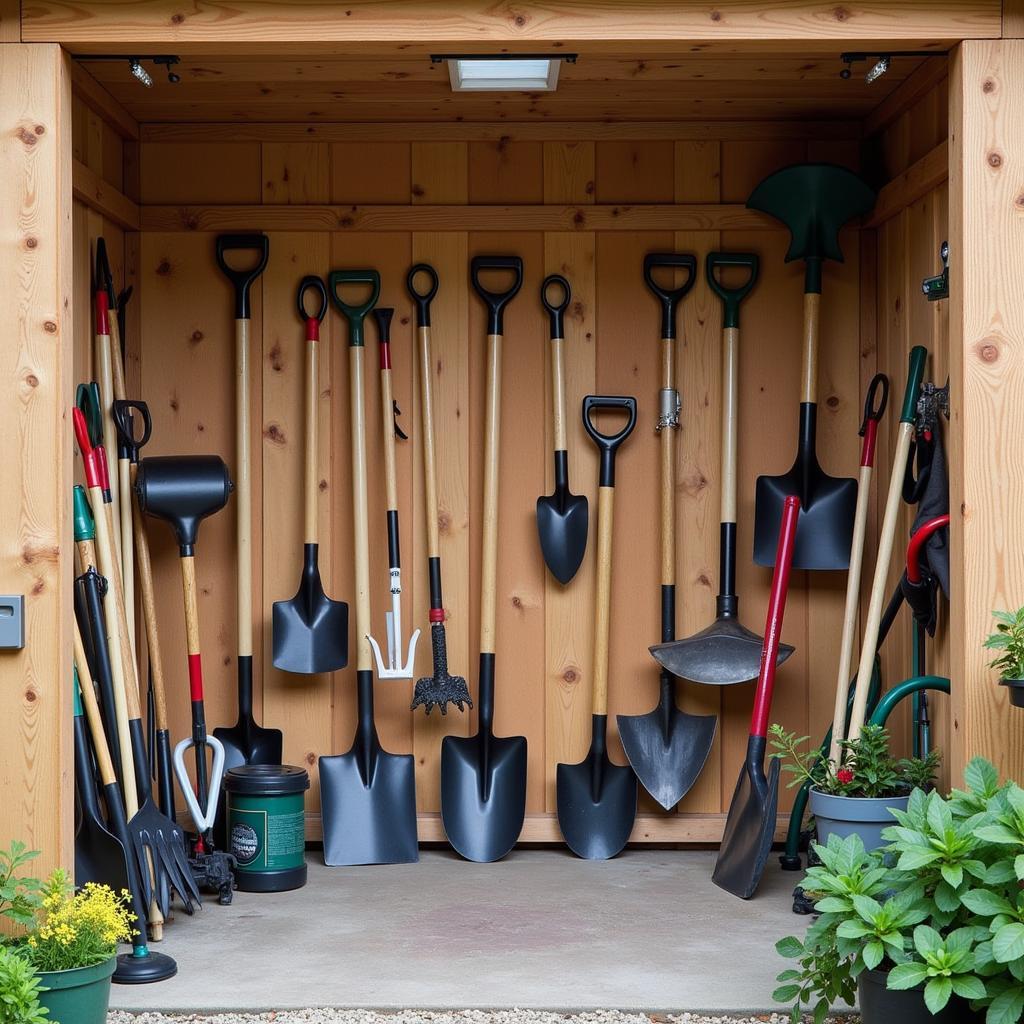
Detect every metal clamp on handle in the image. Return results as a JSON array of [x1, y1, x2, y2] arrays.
[[112, 399, 153, 462], [859, 373, 889, 436], [583, 395, 638, 486], [540, 274, 571, 339], [328, 269, 381, 347], [215, 234, 270, 320], [643, 252, 697, 339], [655, 388, 681, 432], [706, 252, 759, 329], [471, 255, 523, 335], [296, 275, 328, 328], [407, 263, 439, 328]]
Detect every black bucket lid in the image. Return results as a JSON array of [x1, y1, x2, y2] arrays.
[[224, 764, 310, 796]]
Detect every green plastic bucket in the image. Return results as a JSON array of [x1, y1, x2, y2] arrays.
[[36, 956, 116, 1024], [225, 764, 309, 892]]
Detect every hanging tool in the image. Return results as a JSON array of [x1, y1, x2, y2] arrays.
[[651, 251, 794, 685], [557, 396, 638, 859], [747, 164, 876, 569], [320, 269, 419, 866], [536, 274, 589, 585], [922, 241, 949, 301], [407, 264, 471, 715], [367, 306, 420, 679], [617, 253, 716, 810], [272, 276, 348, 675], [92, 268, 122, 571], [713, 494, 800, 900]]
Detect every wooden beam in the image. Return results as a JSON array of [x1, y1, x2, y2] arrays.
[[948, 39, 1024, 785], [865, 139, 948, 226], [1005, 0, 1024, 36], [0, 0, 20, 42], [864, 55, 950, 139], [69, 63, 139, 141], [0, 43, 74, 876], [72, 158, 140, 229]]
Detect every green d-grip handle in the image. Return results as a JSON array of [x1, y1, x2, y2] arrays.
[[706, 252, 759, 329], [73, 485, 95, 542], [76, 382, 103, 449], [328, 269, 381, 347], [471, 255, 523, 336], [215, 234, 270, 320], [643, 252, 697, 339], [900, 345, 929, 424]]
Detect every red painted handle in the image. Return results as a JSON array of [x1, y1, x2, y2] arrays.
[[906, 514, 950, 584], [860, 418, 879, 468], [187, 652, 204, 702], [73, 407, 103, 490], [750, 495, 800, 738], [306, 316, 320, 343], [95, 289, 110, 336]]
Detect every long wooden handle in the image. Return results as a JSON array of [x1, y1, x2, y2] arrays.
[[76, 538, 98, 575], [304, 329, 319, 544], [101, 501, 143, 724], [74, 624, 117, 787], [181, 555, 201, 657], [418, 325, 441, 559], [592, 486, 614, 716], [551, 335, 567, 453], [350, 345, 372, 670], [801, 292, 820, 405], [379, 363, 399, 511], [95, 327, 122, 546], [480, 333, 502, 654], [721, 325, 739, 525], [660, 335, 675, 587], [236, 317, 253, 659], [118, 455, 136, 662]]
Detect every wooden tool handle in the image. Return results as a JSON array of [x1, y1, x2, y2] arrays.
[[551, 336, 567, 454], [236, 317, 253, 659], [74, 624, 117, 787], [721, 326, 739, 525], [95, 327, 122, 551], [379, 363, 399, 511], [592, 486, 614, 716], [660, 335, 676, 587], [180, 555, 201, 657], [118, 456, 136, 661], [76, 538, 98, 575], [800, 292, 820, 405], [418, 325, 441, 559], [350, 345, 372, 670], [304, 327, 319, 544], [102, 501, 143, 723], [480, 333, 502, 654]]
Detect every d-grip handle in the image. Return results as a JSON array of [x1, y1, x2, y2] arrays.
[[328, 269, 381, 347], [471, 255, 523, 335], [540, 274, 571, 339], [407, 263, 439, 328], [76, 382, 103, 449], [215, 234, 269, 320], [296, 275, 328, 331], [583, 395, 637, 487], [643, 252, 697, 339], [706, 252, 759, 329], [112, 399, 153, 462], [858, 372, 889, 468]]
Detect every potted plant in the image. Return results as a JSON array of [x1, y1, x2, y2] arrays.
[[774, 757, 1024, 1024], [0, 945, 49, 1024], [770, 722, 940, 851], [984, 607, 1024, 708]]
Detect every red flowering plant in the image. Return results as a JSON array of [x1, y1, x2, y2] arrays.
[[769, 723, 940, 798]]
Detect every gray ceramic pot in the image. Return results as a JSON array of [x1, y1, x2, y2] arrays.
[[809, 787, 910, 851], [859, 969, 984, 1023]]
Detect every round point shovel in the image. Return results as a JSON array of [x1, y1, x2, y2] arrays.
[[712, 494, 800, 900], [319, 269, 419, 867], [557, 396, 638, 859], [536, 275, 588, 585], [441, 256, 527, 863], [747, 164, 876, 570], [272, 276, 349, 675]]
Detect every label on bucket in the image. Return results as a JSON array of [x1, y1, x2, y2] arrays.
[[228, 793, 306, 872]]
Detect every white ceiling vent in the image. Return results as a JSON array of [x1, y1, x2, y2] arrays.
[[436, 55, 573, 92]]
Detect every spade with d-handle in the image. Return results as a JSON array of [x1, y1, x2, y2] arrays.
[[272, 275, 349, 675], [650, 252, 794, 685], [713, 494, 800, 900], [557, 396, 638, 859], [319, 269, 419, 867], [747, 164, 876, 569], [441, 256, 527, 863], [536, 274, 588, 584]]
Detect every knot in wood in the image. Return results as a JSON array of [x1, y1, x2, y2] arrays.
[[25, 686, 37, 703], [156, 259, 172, 276], [306, 752, 316, 766], [25, 373, 38, 388], [826, 394, 840, 410], [16, 126, 37, 147], [709, 9, 722, 21], [562, 667, 579, 685], [264, 422, 286, 445], [24, 236, 37, 249], [988, 151, 1003, 169], [43, 321, 57, 334], [976, 339, 1000, 363], [269, 342, 284, 371], [832, 6, 850, 20], [983, 78, 996, 94]]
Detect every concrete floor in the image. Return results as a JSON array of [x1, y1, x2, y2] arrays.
[[110, 850, 807, 1014]]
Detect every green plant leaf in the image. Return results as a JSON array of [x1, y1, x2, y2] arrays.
[[813, 896, 852, 914], [976, 824, 1021, 845], [772, 984, 801, 1002], [863, 940, 885, 970], [965, 758, 999, 795], [897, 847, 943, 871], [962, 889, 1016, 917], [888, 962, 930, 989], [987, 984, 1024, 1024], [941, 863, 965, 889], [934, 881, 962, 913], [994, 922, 1024, 963], [951, 974, 987, 1001], [913, 924, 944, 958], [924, 976, 953, 1015], [775, 936, 804, 959]]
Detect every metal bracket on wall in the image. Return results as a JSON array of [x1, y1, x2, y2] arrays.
[[922, 242, 949, 302]]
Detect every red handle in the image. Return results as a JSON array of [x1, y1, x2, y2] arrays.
[[73, 407, 104, 490], [860, 418, 879, 468], [306, 316, 320, 343], [95, 289, 110, 336], [906, 514, 950, 584], [750, 495, 800, 738]]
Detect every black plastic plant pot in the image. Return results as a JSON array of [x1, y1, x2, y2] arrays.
[[1001, 677, 1024, 709], [858, 970, 983, 1024]]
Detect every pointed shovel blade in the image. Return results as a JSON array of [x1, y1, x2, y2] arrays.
[[536, 489, 588, 585]]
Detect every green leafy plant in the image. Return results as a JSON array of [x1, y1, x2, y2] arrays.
[[0, 944, 48, 1024], [0, 843, 42, 934], [985, 608, 1024, 679], [769, 722, 940, 798]]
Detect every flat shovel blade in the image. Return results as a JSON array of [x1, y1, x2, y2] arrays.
[[441, 731, 527, 863], [76, 818, 131, 894], [617, 704, 717, 810], [536, 490, 589, 585], [272, 590, 349, 675], [556, 748, 637, 860]]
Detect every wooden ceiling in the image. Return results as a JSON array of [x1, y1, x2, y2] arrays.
[[79, 50, 928, 124]]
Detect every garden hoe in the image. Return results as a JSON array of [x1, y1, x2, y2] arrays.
[[747, 163, 876, 570], [273, 276, 348, 675], [557, 396, 638, 859], [367, 306, 420, 679], [407, 263, 471, 715], [617, 253, 716, 810], [441, 256, 527, 863], [320, 269, 419, 867], [651, 252, 794, 686], [536, 275, 588, 585], [713, 494, 800, 900]]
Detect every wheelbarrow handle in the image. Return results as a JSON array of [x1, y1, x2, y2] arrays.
[[328, 268, 381, 347], [407, 263, 439, 328], [582, 395, 637, 486], [296, 274, 328, 330], [215, 234, 269, 320], [906, 514, 950, 585], [706, 251, 759, 329], [112, 399, 153, 462], [643, 252, 697, 339], [540, 273, 571, 339], [471, 255, 523, 335]]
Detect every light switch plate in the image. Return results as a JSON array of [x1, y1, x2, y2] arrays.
[[0, 596, 24, 649]]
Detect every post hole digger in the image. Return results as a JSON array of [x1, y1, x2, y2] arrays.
[[407, 263, 472, 715], [617, 253, 716, 811]]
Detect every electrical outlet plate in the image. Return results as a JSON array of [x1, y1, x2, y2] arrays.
[[0, 596, 24, 649]]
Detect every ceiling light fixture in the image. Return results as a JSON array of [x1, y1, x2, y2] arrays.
[[72, 54, 182, 85], [838, 50, 946, 82], [431, 53, 577, 92], [865, 55, 891, 84], [129, 59, 154, 87]]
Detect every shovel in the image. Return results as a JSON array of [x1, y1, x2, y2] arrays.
[[320, 269, 419, 867], [441, 256, 527, 863], [536, 274, 588, 584], [557, 396, 638, 859], [747, 164, 876, 570], [713, 493, 800, 900], [617, 253, 716, 810], [272, 275, 349, 675]]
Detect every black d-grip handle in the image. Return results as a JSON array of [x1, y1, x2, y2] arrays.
[[407, 263, 439, 328], [296, 275, 328, 325], [471, 255, 523, 335], [112, 399, 153, 462], [583, 395, 637, 487], [540, 274, 571, 339], [643, 252, 697, 340], [860, 372, 890, 435], [216, 234, 269, 319]]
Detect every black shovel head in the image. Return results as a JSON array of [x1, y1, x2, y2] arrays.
[[650, 619, 795, 686], [76, 816, 131, 894], [536, 487, 588, 585], [319, 734, 418, 866], [441, 729, 527, 862], [712, 738, 781, 899]]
